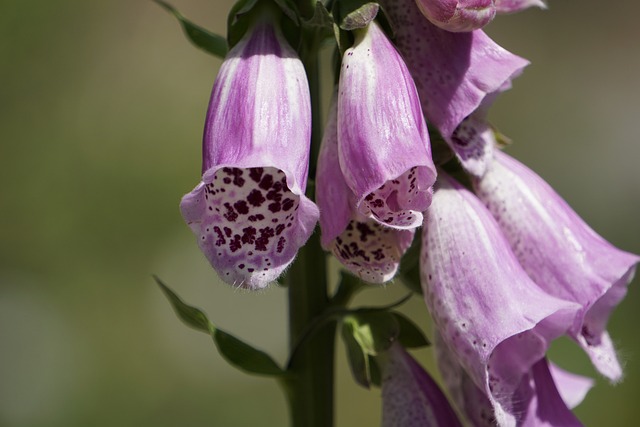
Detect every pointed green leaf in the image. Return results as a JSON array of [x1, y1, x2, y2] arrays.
[[213, 329, 286, 376], [154, 276, 285, 377], [154, 0, 228, 58], [391, 312, 430, 348], [341, 321, 372, 388], [155, 275, 212, 333]]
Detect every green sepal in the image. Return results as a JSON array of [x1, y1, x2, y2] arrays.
[[227, 0, 301, 50], [391, 312, 430, 348], [301, 2, 334, 39], [490, 123, 513, 148], [368, 354, 382, 387], [154, 0, 228, 58], [154, 276, 286, 377]]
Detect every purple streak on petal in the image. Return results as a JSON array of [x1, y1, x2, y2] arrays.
[[381, 343, 463, 427], [415, 0, 496, 32], [474, 150, 639, 380], [317, 97, 414, 283], [496, 0, 546, 14], [548, 362, 594, 409], [338, 20, 436, 230], [421, 173, 580, 426], [180, 21, 318, 290]]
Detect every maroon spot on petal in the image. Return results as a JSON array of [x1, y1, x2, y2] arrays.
[[275, 224, 285, 235], [234, 200, 249, 215], [268, 202, 281, 213], [229, 235, 242, 252], [259, 174, 274, 190], [213, 226, 226, 246], [277, 237, 286, 253], [223, 203, 238, 222], [266, 189, 282, 202], [249, 167, 264, 182], [247, 190, 265, 207], [238, 264, 245, 269], [223, 177, 231, 184], [241, 226, 257, 244], [223, 227, 232, 237], [233, 176, 245, 187], [282, 198, 294, 211]]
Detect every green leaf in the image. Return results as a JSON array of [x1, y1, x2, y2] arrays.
[[273, 0, 300, 25], [154, 276, 285, 377], [391, 312, 430, 348], [155, 275, 212, 333], [341, 321, 372, 388], [213, 329, 286, 376], [154, 0, 228, 58], [368, 355, 381, 387]]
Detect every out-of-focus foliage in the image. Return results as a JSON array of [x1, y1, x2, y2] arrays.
[[0, 0, 638, 426]]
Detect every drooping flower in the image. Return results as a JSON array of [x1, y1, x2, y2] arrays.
[[414, 0, 496, 32], [380, 342, 463, 427], [317, 97, 414, 283], [180, 16, 318, 290], [421, 173, 580, 426], [379, 0, 528, 176], [495, 0, 546, 14], [473, 150, 640, 380], [338, 19, 437, 230], [434, 332, 591, 426]]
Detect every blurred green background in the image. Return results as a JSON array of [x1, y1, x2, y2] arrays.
[[1, 0, 638, 426]]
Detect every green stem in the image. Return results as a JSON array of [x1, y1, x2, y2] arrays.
[[285, 1, 334, 423], [286, 232, 333, 427]]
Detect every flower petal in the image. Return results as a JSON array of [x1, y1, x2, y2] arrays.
[[548, 362, 594, 410], [338, 20, 436, 230], [474, 151, 639, 380], [495, 0, 547, 14], [181, 20, 318, 290]]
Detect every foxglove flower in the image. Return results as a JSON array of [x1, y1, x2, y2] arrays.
[[338, 20, 436, 230], [180, 18, 318, 290], [380, 342, 462, 427], [379, 0, 528, 176], [474, 151, 640, 380], [421, 173, 580, 426], [495, 0, 546, 13], [317, 97, 414, 283], [414, 0, 496, 32]]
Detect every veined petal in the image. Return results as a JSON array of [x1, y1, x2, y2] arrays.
[[380, 343, 462, 427], [496, 0, 546, 14], [338, 20, 436, 230], [317, 97, 414, 283], [421, 173, 580, 426], [415, 0, 496, 32], [379, 0, 527, 175], [180, 19, 318, 290], [474, 151, 640, 380]]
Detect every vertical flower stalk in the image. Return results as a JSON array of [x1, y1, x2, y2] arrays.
[[338, 20, 437, 230], [474, 151, 640, 380], [317, 97, 414, 283], [180, 13, 318, 290]]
